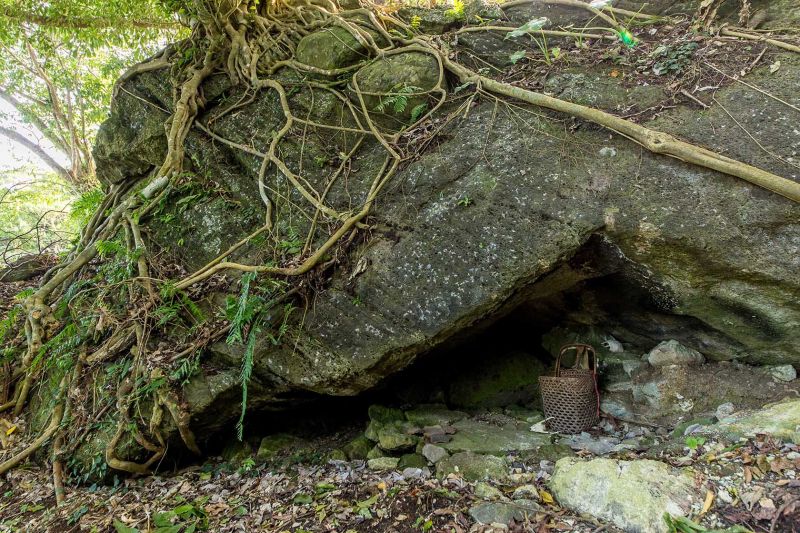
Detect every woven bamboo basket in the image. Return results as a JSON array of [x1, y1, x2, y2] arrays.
[[539, 343, 600, 434]]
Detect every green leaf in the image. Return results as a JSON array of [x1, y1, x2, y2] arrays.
[[293, 493, 313, 505], [113, 520, 141, 533], [509, 50, 527, 64], [315, 482, 336, 494], [153, 511, 176, 527], [173, 504, 195, 516], [506, 17, 548, 39]]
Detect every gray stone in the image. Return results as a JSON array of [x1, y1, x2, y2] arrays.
[[600, 398, 634, 420], [474, 481, 506, 501], [437, 452, 508, 482], [712, 398, 800, 444], [550, 458, 701, 533], [715, 402, 735, 420], [377, 425, 418, 452], [646, 340, 705, 367], [422, 443, 449, 464], [367, 457, 400, 471], [423, 425, 451, 444], [563, 432, 620, 456], [441, 419, 551, 455], [469, 500, 540, 525], [511, 484, 540, 501], [765, 364, 797, 382], [623, 360, 647, 377], [401, 467, 429, 479], [0, 254, 50, 282]]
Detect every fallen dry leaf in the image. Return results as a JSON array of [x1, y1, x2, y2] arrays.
[[701, 490, 714, 515]]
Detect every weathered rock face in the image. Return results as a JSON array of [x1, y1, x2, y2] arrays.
[[550, 457, 702, 533], [92, 2, 800, 443], [710, 398, 800, 444]]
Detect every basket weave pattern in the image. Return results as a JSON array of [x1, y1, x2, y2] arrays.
[[539, 344, 600, 434]]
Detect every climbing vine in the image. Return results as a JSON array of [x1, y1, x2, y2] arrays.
[[1, 0, 799, 500]]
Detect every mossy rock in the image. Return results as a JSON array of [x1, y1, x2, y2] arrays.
[[364, 420, 381, 441], [343, 435, 374, 460], [368, 456, 400, 471], [398, 453, 428, 469], [436, 451, 508, 482], [441, 418, 551, 455], [366, 445, 387, 460], [397, 7, 461, 34], [550, 458, 700, 533], [377, 424, 419, 452], [256, 433, 300, 462], [328, 449, 347, 461], [713, 398, 800, 444], [354, 51, 439, 129], [295, 27, 370, 72]]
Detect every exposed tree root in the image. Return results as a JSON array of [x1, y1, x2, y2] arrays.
[[441, 54, 800, 203], [720, 27, 800, 53]]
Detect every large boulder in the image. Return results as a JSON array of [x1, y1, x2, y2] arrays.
[[549, 458, 701, 533], [646, 340, 705, 367], [89, 3, 800, 454], [710, 398, 800, 444]]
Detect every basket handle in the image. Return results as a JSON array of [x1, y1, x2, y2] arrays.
[[556, 343, 601, 418], [555, 343, 597, 377]]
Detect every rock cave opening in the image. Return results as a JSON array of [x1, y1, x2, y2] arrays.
[[369, 233, 722, 412], [203, 234, 799, 469]]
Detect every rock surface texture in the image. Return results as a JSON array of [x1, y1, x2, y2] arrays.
[[549, 458, 702, 533], [90, 2, 800, 438]]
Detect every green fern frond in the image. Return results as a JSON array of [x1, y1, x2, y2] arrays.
[[236, 326, 259, 441], [375, 85, 424, 115], [410, 103, 428, 123]]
